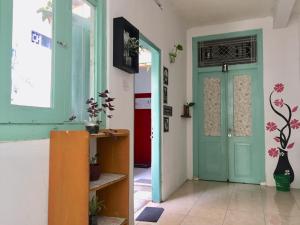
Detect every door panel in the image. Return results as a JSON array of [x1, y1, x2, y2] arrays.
[[198, 72, 228, 181], [228, 68, 263, 183], [197, 68, 263, 184]]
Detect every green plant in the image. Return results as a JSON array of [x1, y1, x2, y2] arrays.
[[169, 44, 183, 63], [37, 0, 53, 23], [90, 153, 98, 165], [89, 196, 105, 216], [125, 37, 143, 54]]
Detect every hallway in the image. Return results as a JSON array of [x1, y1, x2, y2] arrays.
[[135, 181, 300, 225]]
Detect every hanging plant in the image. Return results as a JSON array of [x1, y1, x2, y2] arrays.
[[169, 44, 183, 63], [266, 83, 300, 185], [37, 0, 53, 23]]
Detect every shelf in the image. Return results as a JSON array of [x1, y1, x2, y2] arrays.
[[91, 129, 129, 138], [97, 216, 127, 225], [90, 173, 127, 192], [181, 115, 191, 118]]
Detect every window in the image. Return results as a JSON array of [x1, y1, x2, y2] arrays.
[[0, 0, 106, 140], [11, 0, 53, 108]]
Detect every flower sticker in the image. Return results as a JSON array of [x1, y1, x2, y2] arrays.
[[290, 119, 300, 129], [268, 148, 279, 157], [287, 142, 295, 149], [274, 83, 284, 93], [274, 99, 284, 108], [266, 122, 277, 132], [292, 106, 298, 113]]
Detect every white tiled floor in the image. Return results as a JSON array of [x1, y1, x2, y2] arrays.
[[135, 180, 300, 225], [134, 168, 152, 213]]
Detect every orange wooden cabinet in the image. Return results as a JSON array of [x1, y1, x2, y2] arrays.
[[48, 129, 129, 225]]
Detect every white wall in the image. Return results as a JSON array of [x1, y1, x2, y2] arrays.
[[0, 1, 187, 225], [0, 140, 49, 225], [107, 1, 187, 223], [134, 67, 151, 94], [186, 15, 300, 189]]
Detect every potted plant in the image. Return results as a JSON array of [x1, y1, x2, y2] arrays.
[[85, 90, 115, 134], [123, 30, 142, 66], [89, 196, 105, 225], [89, 153, 101, 181], [169, 44, 183, 63], [266, 83, 300, 191]]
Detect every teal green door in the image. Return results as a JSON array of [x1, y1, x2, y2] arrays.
[[197, 66, 264, 184]]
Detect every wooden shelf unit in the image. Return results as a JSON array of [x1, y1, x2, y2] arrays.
[[48, 129, 129, 225]]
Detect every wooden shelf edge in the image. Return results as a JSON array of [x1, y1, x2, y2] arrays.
[[91, 129, 129, 138], [90, 173, 127, 192], [97, 216, 127, 225]]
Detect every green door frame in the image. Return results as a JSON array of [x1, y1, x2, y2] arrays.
[[192, 29, 265, 182], [139, 34, 162, 202]]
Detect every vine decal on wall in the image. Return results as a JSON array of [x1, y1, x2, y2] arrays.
[[266, 83, 300, 183]]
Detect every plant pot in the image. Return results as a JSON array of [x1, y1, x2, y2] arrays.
[[273, 149, 294, 184], [89, 215, 97, 225], [169, 53, 176, 63], [90, 164, 101, 181], [274, 174, 290, 192], [86, 125, 99, 134]]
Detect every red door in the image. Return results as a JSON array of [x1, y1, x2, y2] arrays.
[[134, 93, 151, 167]]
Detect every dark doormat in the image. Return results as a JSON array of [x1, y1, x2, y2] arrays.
[[136, 207, 164, 222]]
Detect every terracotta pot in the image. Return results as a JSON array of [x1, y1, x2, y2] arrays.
[[90, 164, 101, 181]]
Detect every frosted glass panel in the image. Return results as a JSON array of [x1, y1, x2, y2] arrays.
[[11, 0, 53, 108], [234, 75, 252, 136], [203, 78, 221, 136]]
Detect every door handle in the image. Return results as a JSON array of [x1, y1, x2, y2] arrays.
[[228, 128, 233, 137]]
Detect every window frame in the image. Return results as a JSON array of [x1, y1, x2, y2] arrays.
[[0, 0, 106, 140]]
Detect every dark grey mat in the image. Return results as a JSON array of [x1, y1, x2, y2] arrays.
[[136, 207, 164, 222]]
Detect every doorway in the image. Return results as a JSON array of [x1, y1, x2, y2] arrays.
[[134, 35, 161, 213], [192, 29, 265, 184]]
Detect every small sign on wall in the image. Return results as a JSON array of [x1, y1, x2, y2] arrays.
[[135, 98, 151, 109]]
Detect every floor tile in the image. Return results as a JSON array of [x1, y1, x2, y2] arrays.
[[265, 213, 300, 225], [223, 210, 265, 225], [181, 215, 223, 225]]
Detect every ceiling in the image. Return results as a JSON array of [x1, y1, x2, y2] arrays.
[[165, 0, 300, 28]]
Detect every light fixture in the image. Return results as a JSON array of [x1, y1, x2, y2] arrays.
[[222, 63, 228, 72]]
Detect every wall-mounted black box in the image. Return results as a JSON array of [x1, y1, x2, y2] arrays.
[[113, 17, 139, 74]]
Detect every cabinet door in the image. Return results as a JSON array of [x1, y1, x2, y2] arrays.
[[49, 131, 89, 225]]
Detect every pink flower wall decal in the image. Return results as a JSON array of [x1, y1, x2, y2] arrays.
[[274, 99, 284, 108], [266, 122, 277, 132], [292, 106, 298, 113], [287, 142, 295, 149], [274, 137, 280, 142], [274, 83, 284, 93], [290, 119, 300, 129], [268, 148, 279, 157]]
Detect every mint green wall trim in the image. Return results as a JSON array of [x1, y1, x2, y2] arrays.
[[95, 0, 107, 128], [0, 0, 107, 141], [192, 29, 265, 182], [140, 34, 162, 203]]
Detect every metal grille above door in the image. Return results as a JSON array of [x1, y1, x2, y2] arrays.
[[198, 35, 257, 67]]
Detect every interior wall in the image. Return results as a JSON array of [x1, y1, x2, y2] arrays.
[[134, 66, 151, 94], [107, 1, 187, 223], [0, 1, 187, 225], [186, 15, 300, 189]]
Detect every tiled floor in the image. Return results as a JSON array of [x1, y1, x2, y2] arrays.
[[135, 180, 300, 225], [134, 167, 152, 213]]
